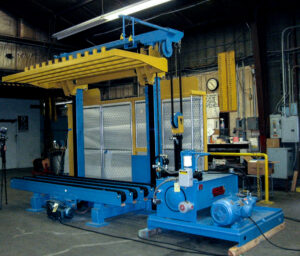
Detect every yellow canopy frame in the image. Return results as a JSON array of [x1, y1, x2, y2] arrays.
[[2, 47, 168, 95]]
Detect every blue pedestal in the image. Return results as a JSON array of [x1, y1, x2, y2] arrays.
[[145, 206, 284, 247]]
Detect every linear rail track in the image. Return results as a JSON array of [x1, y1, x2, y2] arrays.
[[33, 175, 139, 200], [39, 174, 153, 197], [17, 176, 127, 203]]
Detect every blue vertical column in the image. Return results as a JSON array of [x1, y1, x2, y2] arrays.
[[76, 89, 85, 177], [145, 86, 151, 156], [153, 77, 162, 158]]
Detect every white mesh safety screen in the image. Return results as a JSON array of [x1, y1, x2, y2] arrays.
[[82, 96, 204, 180], [83, 104, 132, 181], [84, 107, 101, 177], [162, 96, 204, 171], [135, 101, 147, 149]]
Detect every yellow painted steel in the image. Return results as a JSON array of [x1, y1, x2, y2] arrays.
[[2, 48, 168, 93], [83, 88, 101, 106], [77, 70, 136, 85], [191, 90, 208, 170], [218, 52, 228, 112], [171, 116, 184, 134], [160, 76, 199, 100], [135, 147, 147, 153], [209, 152, 273, 204], [218, 51, 237, 112], [67, 104, 74, 176], [227, 51, 237, 111]]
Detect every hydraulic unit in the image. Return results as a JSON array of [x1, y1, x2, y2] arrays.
[[140, 150, 284, 249]]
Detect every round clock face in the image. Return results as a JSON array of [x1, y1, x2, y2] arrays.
[[206, 78, 219, 91]]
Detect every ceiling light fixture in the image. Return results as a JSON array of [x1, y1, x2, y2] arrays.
[[52, 0, 173, 40]]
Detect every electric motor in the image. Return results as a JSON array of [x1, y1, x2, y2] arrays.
[[46, 200, 74, 221], [210, 195, 256, 226]]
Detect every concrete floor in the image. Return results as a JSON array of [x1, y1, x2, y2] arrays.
[[1, 169, 300, 256]]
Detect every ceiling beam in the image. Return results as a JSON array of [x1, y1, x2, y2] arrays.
[[29, 0, 74, 26], [0, 34, 75, 51], [56, 0, 96, 16]]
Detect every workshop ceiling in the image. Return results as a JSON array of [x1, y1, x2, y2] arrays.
[[1, 0, 298, 48], [0, 0, 254, 47]]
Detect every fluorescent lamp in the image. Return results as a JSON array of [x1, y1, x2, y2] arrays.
[[52, 0, 172, 40]]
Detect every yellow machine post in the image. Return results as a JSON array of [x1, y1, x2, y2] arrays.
[[209, 152, 272, 204]]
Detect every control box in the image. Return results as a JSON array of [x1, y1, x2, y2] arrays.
[[267, 147, 294, 179], [281, 116, 299, 142], [270, 115, 282, 138], [247, 117, 259, 130], [179, 168, 193, 187]]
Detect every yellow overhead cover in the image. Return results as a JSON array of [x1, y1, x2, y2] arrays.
[[2, 48, 168, 95]]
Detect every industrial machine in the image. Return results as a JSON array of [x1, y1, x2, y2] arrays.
[[140, 150, 284, 249], [2, 15, 284, 254]]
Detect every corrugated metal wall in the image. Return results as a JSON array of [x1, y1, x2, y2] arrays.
[[181, 23, 252, 70], [0, 9, 49, 71]]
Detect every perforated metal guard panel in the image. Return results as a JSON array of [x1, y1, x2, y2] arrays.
[[102, 150, 132, 180], [83, 104, 132, 181], [84, 107, 101, 150], [83, 107, 102, 178], [102, 103, 132, 181], [83, 96, 204, 180], [85, 149, 102, 178], [162, 96, 204, 171], [135, 101, 147, 149]]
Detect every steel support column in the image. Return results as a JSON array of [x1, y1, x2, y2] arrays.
[[75, 89, 85, 177], [251, 8, 269, 153], [153, 77, 162, 158]]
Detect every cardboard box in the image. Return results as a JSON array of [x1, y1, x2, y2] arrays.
[[247, 160, 274, 176], [267, 138, 280, 148]]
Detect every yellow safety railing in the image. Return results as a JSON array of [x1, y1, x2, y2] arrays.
[[208, 152, 273, 204]]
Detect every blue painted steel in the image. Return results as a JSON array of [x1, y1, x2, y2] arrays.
[[146, 169, 284, 246], [211, 195, 257, 227], [27, 193, 48, 212], [153, 77, 162, 160], [87, 200, 151, 227], [132, 155, 151, 184], [36, 175, 147, 201], [180, 150, 210, 170], [76, 89, 85, 177], [55, 16, 184, 59], [156, 174, 238, 222], [145, 86, 151, 159], [147, 206, 284, 247], [11, 178, 123, 206], [27, 177, 135, 203], [87, 203, 108, 227]]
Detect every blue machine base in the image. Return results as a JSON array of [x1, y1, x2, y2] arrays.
[[146, 206, 284, 247]]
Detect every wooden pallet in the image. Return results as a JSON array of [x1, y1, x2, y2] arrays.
[[228, 222, 286, 256]]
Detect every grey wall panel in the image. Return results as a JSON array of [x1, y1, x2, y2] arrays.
[[0, 98, 40, 169]]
